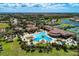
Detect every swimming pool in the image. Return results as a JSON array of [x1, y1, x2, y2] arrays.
[[31, 31, 54, 42]]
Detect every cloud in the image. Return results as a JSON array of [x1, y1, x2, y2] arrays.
[[68, 3, 79, 7], [38, 3, 67, 9], [22, 3, 67, 9], [0, 3, 79, 9]]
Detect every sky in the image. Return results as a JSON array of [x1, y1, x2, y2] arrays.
[[0, 3, 79, 13]]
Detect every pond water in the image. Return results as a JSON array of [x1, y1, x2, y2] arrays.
[[61, 19, 79, 27], [67, 27, 79, 34], [61, 19, 79, 34], [55, 18, 79, 34]]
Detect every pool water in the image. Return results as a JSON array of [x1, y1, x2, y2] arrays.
[[31, 31, 53, 42]]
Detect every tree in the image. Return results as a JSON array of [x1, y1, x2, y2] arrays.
[[0, 43, 3, 53]]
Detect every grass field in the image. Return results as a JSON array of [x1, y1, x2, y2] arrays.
[[0, 38, 78, 56], [0, 23, 10, 28]]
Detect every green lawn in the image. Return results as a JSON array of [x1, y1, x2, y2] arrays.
[[0, 23, 10, 28], [0, 38, 78, 56]]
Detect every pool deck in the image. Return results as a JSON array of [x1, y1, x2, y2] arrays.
[[31, 31, 57, 43]]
